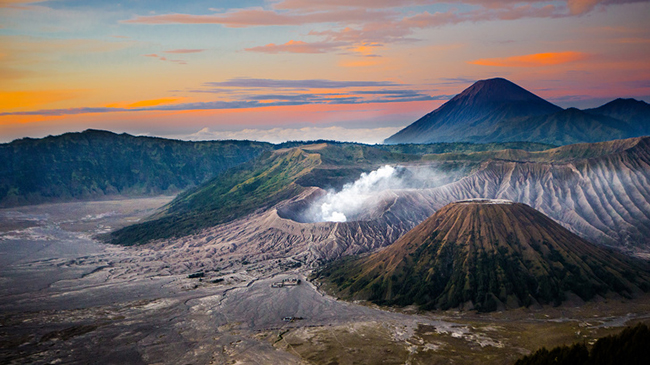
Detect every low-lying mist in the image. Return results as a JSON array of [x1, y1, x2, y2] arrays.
[[300, 164, 460, 223]]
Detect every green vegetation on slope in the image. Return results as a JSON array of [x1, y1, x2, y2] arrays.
[[110, 137, 650, 246], [0, 130, 272, 207], [419, 136, 648, 163], [379, 141, 555, 155], [515, 323, 650, 365], [109, 143, 419, 245], [483, 108, 635, 146], [10, 129, 647, 249], [2, 130, 556, 208], [295, 143, 419, 189], [109, 147, 322, 245], [316, 202, 650, 312]]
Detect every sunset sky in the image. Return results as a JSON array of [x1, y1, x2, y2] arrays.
[[1, 0, 649, 143]]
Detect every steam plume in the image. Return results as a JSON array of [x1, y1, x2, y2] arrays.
[[308, 165, 398, 222], [298, 164, 467, 223]]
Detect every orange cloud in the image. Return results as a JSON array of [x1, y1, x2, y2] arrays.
[[245, 40, 346, 54], [127, 98, 181, 108], [105, 98, 182, 109], [0, 90, 82, 110], [351, 43, 383, 57], [469, 51, 587, 67]]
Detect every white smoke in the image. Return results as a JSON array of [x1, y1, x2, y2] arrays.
[[308, 165, 398, 222], [300, 163, 470, 223]]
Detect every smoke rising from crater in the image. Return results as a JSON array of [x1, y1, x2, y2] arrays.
[[307, 165, 398, 222], [299, 163, 472, 223]]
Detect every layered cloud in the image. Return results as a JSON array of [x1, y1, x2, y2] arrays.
[[120, 1, 642, 52], [3, 0, 649, 143], [202, 78, 401, 89], [469, 51, 587, 67], [1, 77, 448, 117], [273, 0, 438, 10], [125, 98, 181, 108]]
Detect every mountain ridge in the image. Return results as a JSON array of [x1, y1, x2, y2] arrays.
[[385, 78, 650, 145], [0, 130, 273, 207]]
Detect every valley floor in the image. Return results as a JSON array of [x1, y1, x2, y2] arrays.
[[1, 198, 649, 364]]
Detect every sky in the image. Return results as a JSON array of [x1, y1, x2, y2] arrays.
[[1, 0, 649, 143]]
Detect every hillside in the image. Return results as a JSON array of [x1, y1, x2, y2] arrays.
[[1, 131, 556, 208], [433, 137, 650, 250], [378, 141, 555, 155], [385, 78, 650, 145], [108, 147, 322, 245], [109, 136, 650, 254], [317, 201, 650, 312], [482, 108, 634, 145], [108, 143, 421, 245], [0, 130, 272, 207], [587, 98, 650, 135]]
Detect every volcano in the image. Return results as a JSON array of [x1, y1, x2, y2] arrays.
[[384, 78, 562, 144], [384, 78, 650, 145], [317, 200, 650, 312]]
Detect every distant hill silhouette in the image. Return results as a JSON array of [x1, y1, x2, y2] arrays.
[[482, 107, 633, 145], [0, 130, 272, 207], [586, 98, 650, 135]]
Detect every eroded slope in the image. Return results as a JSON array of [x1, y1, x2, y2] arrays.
[[316, 201, 650, 311]]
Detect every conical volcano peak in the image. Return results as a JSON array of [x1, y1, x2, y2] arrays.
[[318, 200, 650, 312], [384, 77, 562, 144], [454, 77, 547, 104]]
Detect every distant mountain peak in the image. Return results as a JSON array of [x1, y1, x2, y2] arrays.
[[594, 98, 650, 111], [385, 77, 650, 145], [610, 97, 648, 105], [384, 77, 562, 144], [454, 77, 546, 104]]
